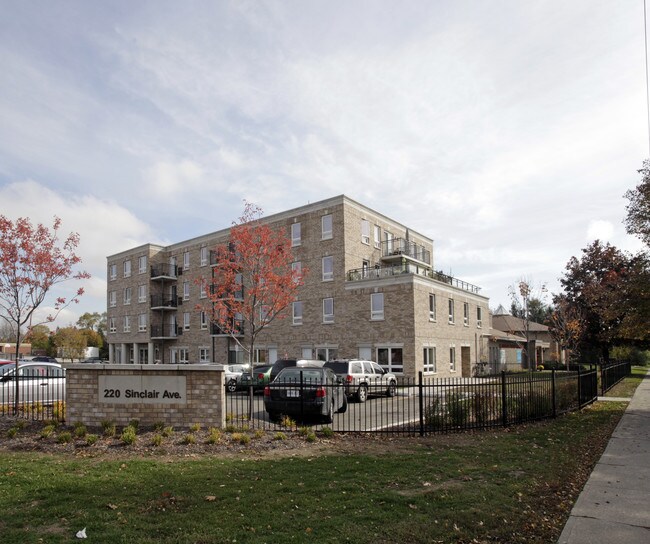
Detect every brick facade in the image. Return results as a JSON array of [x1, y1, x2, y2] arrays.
[[106, 195, 491, 378]]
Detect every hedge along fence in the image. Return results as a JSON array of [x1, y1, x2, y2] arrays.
[[420, 367, 600, 435]]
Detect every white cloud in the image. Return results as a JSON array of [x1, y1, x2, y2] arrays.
[[587, 220, 614, 242]]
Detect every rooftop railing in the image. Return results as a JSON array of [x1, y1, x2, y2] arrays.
[[380, 238, 431, 264]]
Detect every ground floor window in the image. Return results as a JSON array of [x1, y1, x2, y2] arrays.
[[450, 346, 456, 371], [377, 347, 403, 373], [254, 348, 268, 364], [316, 347, 338, 361], [199, 347, 210, 363], [423, 346, 436, 373]]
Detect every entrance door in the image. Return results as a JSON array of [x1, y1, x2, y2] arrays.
[[139, 347, 148, 365], [461, 346, 471, 376]]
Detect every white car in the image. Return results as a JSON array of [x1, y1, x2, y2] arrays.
[[0, 361, 66, 405], [224, 364, 250, 393], [323, 359, 397, 402]]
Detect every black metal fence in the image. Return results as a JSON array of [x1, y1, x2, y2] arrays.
[[225, 367, 607, 435], [600, 360, 631, 396]]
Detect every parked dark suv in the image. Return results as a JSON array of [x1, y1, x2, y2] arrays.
[[269, 359, 324, 382], [324, 359, 397, 402]]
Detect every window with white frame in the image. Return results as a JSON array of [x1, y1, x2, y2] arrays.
[[291, 222, 301, 247], [109, 291, 117, 308], [322, 256, 333, 281], [123, 315, 131, 333], [321, 214, 333, 240], [374, 225, 381, 248], [200, 281, 207, 299], [429, 293, 437, 321], [183, 312, 190, 330], [371, 292, 384, 320], [109, 264, 117, 280], [138, 255, 147, 274], [293, 301, 303, 325], [424, 346, 437, 373], [260, 304, 270, 322], [200, 246, 208, 266], [450, 346, 456, 371], [377, 346, 403, 373], [477, 307, 483, 328], [138, 313, 147, 332], [323, 298, 334, 323], [109, 317, 116, 333], [179, 348, 189, 364], [183, 250, 190, 270], [123, 287, 131, 305], [199, 347, 210, 363], [463, 302, 469, 326], [123, 260, 131, 278], [448, 298, 455, 324], [254, 348, 269, 364], [200, 311, 208, 330], [361, 219, 370, 245], [138, 284, 146, 303], [292, 261, 302, 283], [316, 347, 338, 361], [384, 231, 393, 253], [183, 281, 190, 300]]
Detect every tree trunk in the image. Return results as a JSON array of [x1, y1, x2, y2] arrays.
[[13, 326, 21, 415]]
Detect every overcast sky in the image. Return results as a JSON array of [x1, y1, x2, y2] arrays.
[[0, 0, 647, 329]]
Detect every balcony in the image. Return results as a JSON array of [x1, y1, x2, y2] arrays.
[[380, 238, 431, 265], [346, 264, 481, 294], [150, 263, 181, 280], [210, 320, 244, 337], [150, 325, 183, 340], [150, 295, 181, 310]]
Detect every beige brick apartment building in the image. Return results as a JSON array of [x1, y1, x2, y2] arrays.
[[106, 195, 490, 379]]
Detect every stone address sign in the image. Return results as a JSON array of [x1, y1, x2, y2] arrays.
[[98, 375, 187, 405]]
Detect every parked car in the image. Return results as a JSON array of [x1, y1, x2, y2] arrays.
[[81, 357, 106, 364], [0, 361, 66, 405], [264, 366, 347, 423], [223, 363, 250, 393], [239, 364, 273, 393], [20, 356, 59, 363], [323, 359, 397, 402], [0, 359, 14, 366], [269, 358, 324, 382]]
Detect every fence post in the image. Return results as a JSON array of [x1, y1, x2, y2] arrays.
[[577, 365, 582, 409], [501, 371, 508, 427], [600, 363, 605, 397], [551, 369, 557, 418], [418, 371, 424, 437]]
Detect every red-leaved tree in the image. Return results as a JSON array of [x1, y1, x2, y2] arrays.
[[0, 216, 89, 412], [198, 202, 306, 366]]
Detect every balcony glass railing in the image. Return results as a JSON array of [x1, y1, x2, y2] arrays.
[[346, 264, 481, 294], [150, 325, 182, 338], [380, 238, 431, 264], [150, 263, 179, 279]]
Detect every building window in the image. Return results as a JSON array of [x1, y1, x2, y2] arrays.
[[138, 284, 146, 303], [323, 298, 334, 323], [183, 250, 190, 270], [292, 261, 302, 283], [123, 287, 132, 305], [371, 292, 384, 320], [322, 256, 333, 281], [183, 281, 190, 300], [463, 302, 469, 326], [377, 347, 403, 373], [138, 314, 147, 332], [429, 294, 436, 321], [183, 312, 190, 330], [179, 348, 189, 364], [199, 347, 210, 362], [109, 264, 117, 280], [200, 311, 208, 330], [316, 347, 338, 361], [123, 315, 131, 333], [450, 346, 456, 371], [291, 222, 301, 247], [448, 299, 455, 324], [424, 347, 437, 373], [477, 307, 483, 328], [374, 225, 381, 249], [321, 214, 333, 240], [123, 260, 131, 278], [109, 317, 116, 333], [200, 246, 208, 266], [138, 255, 147, 274], [384, 231, 394, 253], [293, 301, 303, 325], [109, 291, 116, 308], [200, 282, 207, 299], [361, 219, 370, 245]]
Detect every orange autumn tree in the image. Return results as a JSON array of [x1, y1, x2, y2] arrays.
[[0, 216, 89, 412], [198, 202, 306, 367]]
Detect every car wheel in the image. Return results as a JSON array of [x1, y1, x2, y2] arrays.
[[357, 384, 368, 403], [338, 394, 348, 414], [226, 379, 237, 393], [386, 380, 397, 397], [323, 400, 334, 424]]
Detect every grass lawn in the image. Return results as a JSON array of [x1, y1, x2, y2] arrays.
[[0, 368, 644, 544]]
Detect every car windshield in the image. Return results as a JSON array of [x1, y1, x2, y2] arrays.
[[324, 362, 347, 373], [275, 368, 323, 383], [0, 365, 14, 376]]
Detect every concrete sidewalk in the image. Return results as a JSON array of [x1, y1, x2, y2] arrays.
[[558, 369, 650, 543]]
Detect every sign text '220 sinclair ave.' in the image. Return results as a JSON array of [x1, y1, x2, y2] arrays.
[[98, 375, 187, 404]]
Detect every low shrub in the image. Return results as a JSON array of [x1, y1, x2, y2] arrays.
[[150, 434, 163, 447], [57, 431, 72, 444], [206, 428, 221, 444], [120, 426, 137, 445], [86, 434, 99, 446]]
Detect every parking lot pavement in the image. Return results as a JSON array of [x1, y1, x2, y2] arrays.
[[557, 368, 650, 544]]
